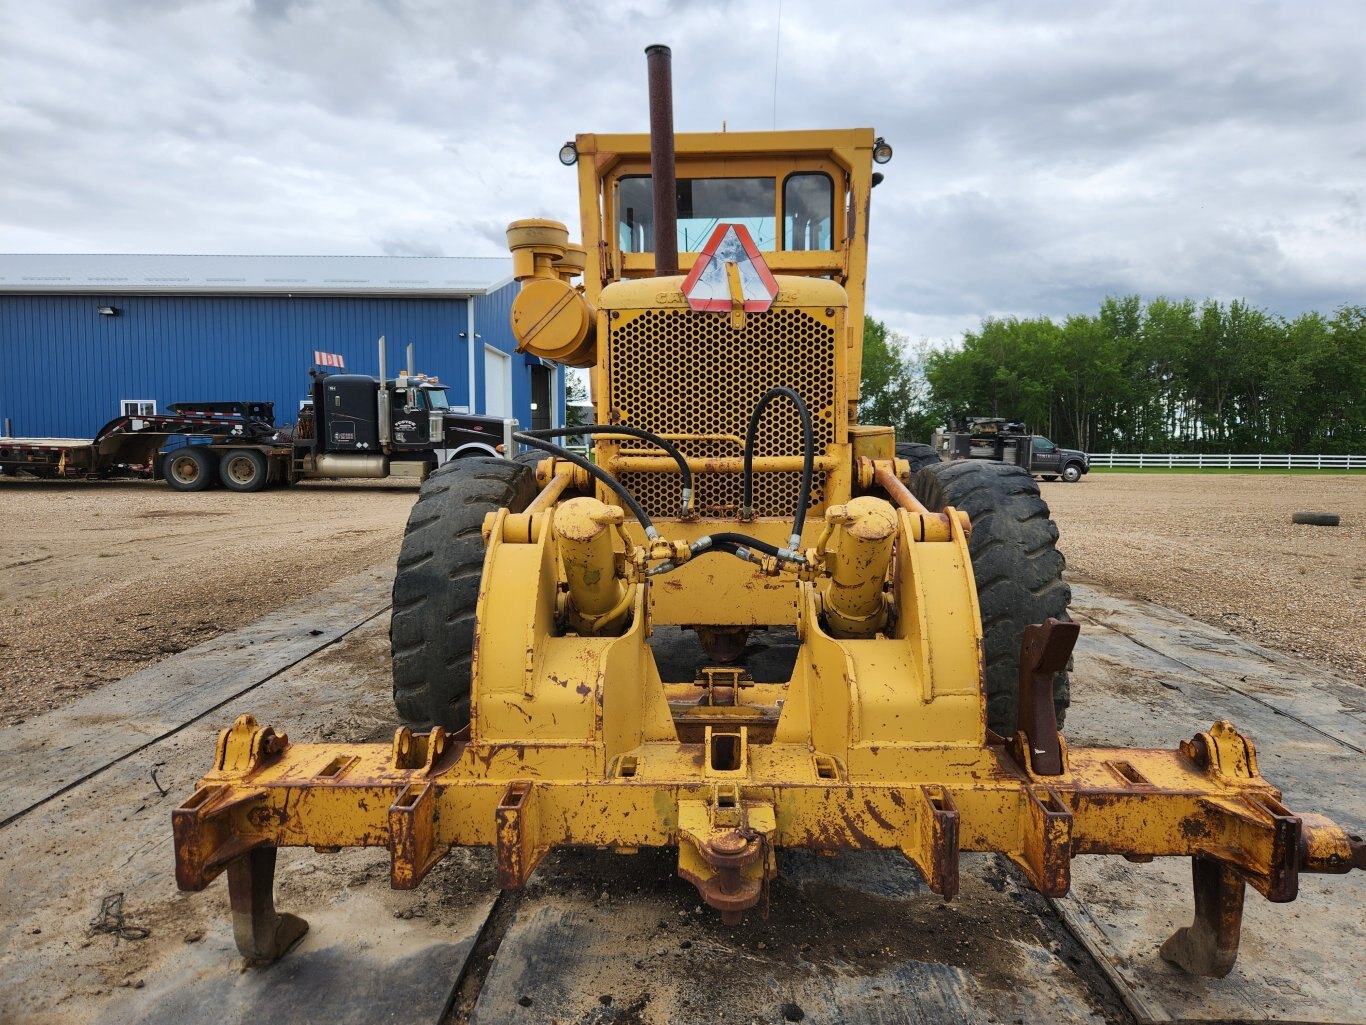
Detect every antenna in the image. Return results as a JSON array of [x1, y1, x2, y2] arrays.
[[772, 0, 783, 129]]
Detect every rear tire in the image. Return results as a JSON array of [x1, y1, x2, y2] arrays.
[[163, 446, 216, 492], [1040, 474, 1058, 482], [911, 461, 1072, 734], [390, 457, 539, 730], [895, 441, 941, 475], [219, 449, 269, 492]]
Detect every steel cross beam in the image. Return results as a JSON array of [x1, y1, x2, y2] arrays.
[[172, 715, 1364, 974]]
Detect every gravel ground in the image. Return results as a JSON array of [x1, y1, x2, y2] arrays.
[[0, 471, 1360, 727], [1045, 473, 1364, 683], [0, 477, 417, 726]]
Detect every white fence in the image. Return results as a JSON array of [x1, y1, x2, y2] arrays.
[[1086, 452, 1366, 470]]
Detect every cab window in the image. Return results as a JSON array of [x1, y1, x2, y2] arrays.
[[783, 173, 833, 250], [423, 388, 451, 410], [1032, 437, 1055, 451], [617, 176, 776, 253]]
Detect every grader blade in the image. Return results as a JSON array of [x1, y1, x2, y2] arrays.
[[172, 45, 1363, 982]]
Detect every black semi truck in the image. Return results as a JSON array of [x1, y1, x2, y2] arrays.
[[0, 339, 517, 492]]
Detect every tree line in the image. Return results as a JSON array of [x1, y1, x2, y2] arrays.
[[860, 297, 1366, 454]]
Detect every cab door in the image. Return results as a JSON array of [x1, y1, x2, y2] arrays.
[[1030, 436, 1061, 472]]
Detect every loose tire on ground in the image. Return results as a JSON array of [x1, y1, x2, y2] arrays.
[[163, 446, 216, 492], [390, 457, 539, 730], [1291, 511, 1340, 527], [911, 460, 1072, 734], [219, 449, 269, 492], [1061, 463, 1083, 483], [895, 441, 941, 475]]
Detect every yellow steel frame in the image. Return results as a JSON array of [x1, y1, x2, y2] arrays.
[[173, 467, 1363, 974]]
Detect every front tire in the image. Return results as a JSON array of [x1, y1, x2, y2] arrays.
[[911, 461, 1072, 734], [219, 449, 269, 492], [163, 446, 216, 492], [390, 457, 539, 730], [1061, 463, 1083, 483]]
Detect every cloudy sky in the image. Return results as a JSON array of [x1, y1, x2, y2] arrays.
[[3, 0, 1363, 343]]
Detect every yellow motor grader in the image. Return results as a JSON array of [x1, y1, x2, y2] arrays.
[[173, 46, 1362, 976]]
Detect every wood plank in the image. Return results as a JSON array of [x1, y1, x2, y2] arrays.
[[1054, 583, 1366, 1024], [0, 566, 393, 825], [0, 612, 498, 1025]]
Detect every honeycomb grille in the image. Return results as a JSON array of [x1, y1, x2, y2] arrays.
[[607, 307, 838, 518]]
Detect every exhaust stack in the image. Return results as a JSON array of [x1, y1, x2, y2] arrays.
[[377, 335, 391, 447], [646, 44, 678, 277]]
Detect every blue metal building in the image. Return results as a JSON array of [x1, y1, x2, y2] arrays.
[[0, 254, 564, 440]]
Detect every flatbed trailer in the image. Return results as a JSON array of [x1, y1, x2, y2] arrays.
[[0, 343, 519, 492], [0, 409, 281, 486]]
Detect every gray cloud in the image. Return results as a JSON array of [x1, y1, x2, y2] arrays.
[[2, 0, 1362, 345]]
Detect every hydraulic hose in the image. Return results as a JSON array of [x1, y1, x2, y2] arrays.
[[521, 424, 693, 514], [740, 386, 815, 549], [512, 433, 659, 540]]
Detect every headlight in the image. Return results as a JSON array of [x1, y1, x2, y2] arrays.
[[873, 137, 893, 164], [558, 141, 578, 166]]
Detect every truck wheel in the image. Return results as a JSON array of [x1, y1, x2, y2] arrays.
[[1062, 463, 1083, 483], [163, 446, 216, 492], [1040, 475, 1058, 482], [912, 461, 1072, 734], [895, 442, 941, 475], [391, 457, 539, 730], [219, 449, 269, 492]]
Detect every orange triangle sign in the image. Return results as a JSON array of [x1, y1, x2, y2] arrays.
[[680, 223, 780, 313]]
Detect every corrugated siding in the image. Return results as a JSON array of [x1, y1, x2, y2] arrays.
[[0, 294, 474, 438]]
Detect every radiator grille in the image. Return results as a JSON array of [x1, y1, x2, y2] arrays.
[[607, 307, 838, 518]]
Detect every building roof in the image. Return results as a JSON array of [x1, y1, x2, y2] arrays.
[[0, 254, 514, 296]]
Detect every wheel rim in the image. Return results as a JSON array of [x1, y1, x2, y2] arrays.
[[170, 455, 200, 485], [225, 455, 258, 486], [1064, 466, 1080, 482]]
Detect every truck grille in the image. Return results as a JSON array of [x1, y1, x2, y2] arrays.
[[607, 306, 838, 518]]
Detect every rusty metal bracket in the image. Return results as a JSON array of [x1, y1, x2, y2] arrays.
[[1011, 785, 1073, 896], [495, 781, 546, 889], [1182, 719, 1260, 783], [1012, 618, 1078, 776], [902, 784, 960, 899], [389, 780, 444, 889], [213, 713, 287, 774], [391, 726, 449, 772], [172, 783, 269, 891]]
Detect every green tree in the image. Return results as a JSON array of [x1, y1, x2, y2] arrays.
[[859, 316, 935, 441]]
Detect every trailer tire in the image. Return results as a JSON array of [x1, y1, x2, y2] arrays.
[[1061, 463, 1083, 483], [912, 461, 1072, 735], [895, 442, 941, 475], [391, 456, 539, 730], [163, 446, 216, 492], [219, 449, 269, 492]]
